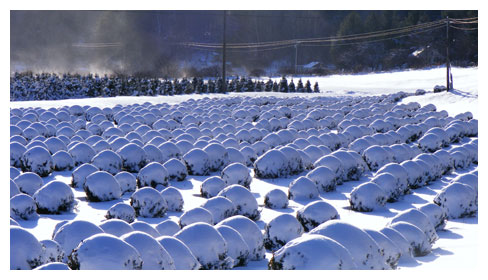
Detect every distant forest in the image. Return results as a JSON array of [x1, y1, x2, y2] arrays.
[[10, 10, 478, 77]]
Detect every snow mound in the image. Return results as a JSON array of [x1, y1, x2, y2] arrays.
[[163, 158, 188, 181], [137, 162, 169, 188], [364, 229, 401, 269], [71, 163, 98, 188], [10, 179, 20, 198], [52, 150, 74, 171], [21, 146, 53, 177], [264, 189, 289, 209], [157, 236, 201, 270], [221, 162, 252, 188], [161, 187, 184, 212], [349, 182, 387, 212], [389, 222, 432, 257], [182, 148, 211, 176], [156, 220, 181, 236], [434, 182, 477, 219], [10, 194, 38, 220], [130, 187, 167, 218], [10, 226, 43, 270], [379, 227, 413, 259], [306, 166, 336, 192], [375, 163, 409, 195], [264, 214, 304, 251], [105, 202, 136, 223], [288, 176, 319, 201], [215, 225, 250, 267], [53, 220, 104, 262], [99, 219, 134, 237], [200, 176, 226, 198], [34, 262, 70, 270], [418, 203, 447, 231], [174, 222, 232, 269], [114, 171, 137, 194], [296, 200, 340, 232], [201, 196, 236, 224], [371, 173, 401, 202], [10, 141, 26, 167], [179, 207, 214, 227], [217, 215, 265, 261], [362, 146, 393, 171], [217, 184, 260, 220], [91, 149, 122, 175], [131, 221, 160, 238], [13, 172, 43, 196], [121, 231, 175, 270], [204, 143, 229, 172], [253, 149, 288, 178], [390, 209, 438, 244], [33, 181, 75, 214], [118, 143, 147, 172], [68, 233, 143, 270], [313, 155, 344, 184], [83, 171, 122, 202], [309, 220, 387, 269], [269, 234, 356, 270], [68, 143, 96, 166]]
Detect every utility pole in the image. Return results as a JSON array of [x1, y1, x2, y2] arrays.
[[222, 10, 227, 93], [295, 42, 298, 75], [446, 16, 451, 91]]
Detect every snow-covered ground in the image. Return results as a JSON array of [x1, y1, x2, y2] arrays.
[[10, 66, 479, 270]]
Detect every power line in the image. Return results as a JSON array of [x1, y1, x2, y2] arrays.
[[450, 25, 478, 31]]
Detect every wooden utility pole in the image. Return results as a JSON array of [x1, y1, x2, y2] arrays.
[[222, 10, 227, 93], [446, 16, 451, 91], [294, 43, 298, 75]]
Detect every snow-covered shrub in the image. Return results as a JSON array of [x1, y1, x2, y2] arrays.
[[418, 203, 447, 231], [216, 225, 250, 267], [418, 133, 442, 152], [68, 233, 143, 270], [309, 220, 387, 269], [279, 146, 304, 175], [306, 166, 336, 192], [434, 182, 477, 219], [288, 176, 319, 201], [201, 196, 236, 224], [204, 143, 229, 171], [40, 239, 65, 264], [68, 143, 96, 166], [240, 146, 257, 166], [114, 171, 136, 194], [362, 146, 393, 171], [131, 221, 160, 238], [158, 141, 182, 163], [10, 179, 20, 198], [379, 227, 413, 259], [331, 150, 366, 181], [217, 184, 260, 220], [389, 222, 431, 257], [130, 187, 167, 218], [91, 150, 122, 175], [99, 219, 134, 237], [10, 166, 20, 180], [264, 214, 304, 251], [264, 189, 288, 209], [10, 226, 43, 269], [157, 236, 201, 270], [182, 148, 211, 176], [53, 220, 104, 262], [221, 162, 252, 188], [314, 155, 344, 184], [296, 200, 339, 232], [200, 176, 226, 198], [217, 215, 265, 261], [121, 231, 175, 270], [179, 207, 214, 227], [14, 172, 43, 196], [349, 182, 387, 212], [10, 194, 38, 220], [253, 149, 288, 179], [390, 209, 438, 244], [33, 181, 75, 214], [52, 150, 74, 171], [161, 187, 184, 212], [156, 220, 180, 236], [268, 234, 356, 270], [163, 158, 188, 181], [21, 146, 53, 177], [137, 162, 169, 188], [34, 262, 70, 270], [10, 141, 26, 167], [71, 163, 98, 188], [364, 229, 401, 269], [375, 163, 409, 195], [118, 143, 147, 172], [83, 171, 122, 202], [105, 202, 136, 223], [453, 173, 478, 196], [174, 222, 232, 269]]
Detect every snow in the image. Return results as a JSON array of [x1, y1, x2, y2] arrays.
[[389, 222, 432, 257], [130, 187, 167, 218], [52, 220, 104, 262], [33, 180, 75, 214], [157, 236, 201, 270], [160, 186, 184, 212], [178, 207, 214, 227], [10, 194, 38, 220], [13, 171, 43, 196], [221, 162, 252, 188], [264, 214, 304, 251], [296, 200, 339, 232], [10, 226, 44, 270], [121, 231, 175, 270], [99, 219, 134, 237], [136, 162, 169, 188], [264, 188, 288, 209], [215, 225, 250, 267], [83, 171, 122, 202], [217, 184, 260, 220]]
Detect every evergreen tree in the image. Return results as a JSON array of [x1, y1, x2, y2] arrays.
[[288, 79, 296, 92], [297, 78, 304, 93], [174, 78, 182, 95], [208, 79, 216, 93], [228, 78, 236, 92], [255, 81, 263, 92], [272, 81, 279, 92], [305, 80, 312, 93], [279, 76, 288, 92], [216, 78, 224, 93], [313, 82, 320, 93], [265, 79, 273, 92], [246, 78, 255, 92]]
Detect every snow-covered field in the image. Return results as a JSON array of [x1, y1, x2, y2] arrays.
[[9, 67, 478, 271]]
